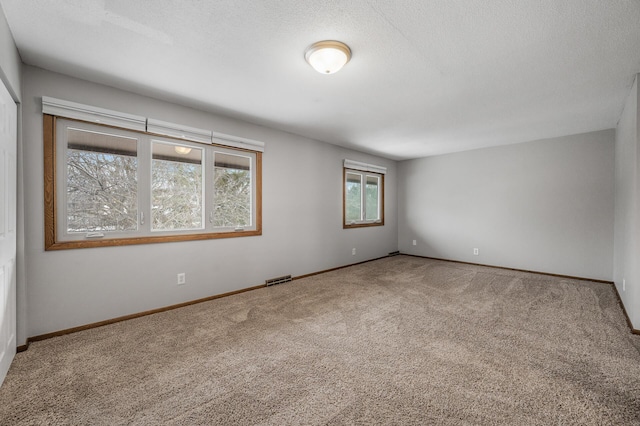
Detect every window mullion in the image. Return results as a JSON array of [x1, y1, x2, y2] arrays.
[[205, 148, 215, 232], [361, 173, 366, 222], [55, 122, 69, 238], [377, 176, 382, 220], [137, 135, 151, 235]]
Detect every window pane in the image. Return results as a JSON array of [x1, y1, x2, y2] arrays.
[[66, 128, 138, 233], [151, 142, 203, 230], [365, 175, 380, 220], [345, 172, 362, 222], [213, 152, 251, 227]]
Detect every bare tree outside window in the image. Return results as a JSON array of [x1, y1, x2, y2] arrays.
[[213, 152, 251, 227], [66, 129, 138, 233], [152, 143, 203, 230]]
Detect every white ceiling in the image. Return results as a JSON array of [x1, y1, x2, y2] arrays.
[[2, 0, 640, 160]]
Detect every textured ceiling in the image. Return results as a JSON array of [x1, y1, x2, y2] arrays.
[[2, 0, 640, 160]]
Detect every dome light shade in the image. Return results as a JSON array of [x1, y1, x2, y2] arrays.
[[174, 146, 192, 155], [305, 40, 351, 74]]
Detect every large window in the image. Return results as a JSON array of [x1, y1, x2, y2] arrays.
[[343, 165, 384, 228], [45, 116, 262, 250]]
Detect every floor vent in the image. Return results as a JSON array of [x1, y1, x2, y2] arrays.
[[266, 275, 292, 286], [388, 251, 400, 256]]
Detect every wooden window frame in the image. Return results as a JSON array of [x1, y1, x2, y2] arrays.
[[44, 114, 262, 250], [343, 167, 385, 229]]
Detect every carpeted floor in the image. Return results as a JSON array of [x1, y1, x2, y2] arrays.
[[1, 255, 639, 425]]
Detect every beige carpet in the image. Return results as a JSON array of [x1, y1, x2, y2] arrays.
[[1, 255, 639, 425]]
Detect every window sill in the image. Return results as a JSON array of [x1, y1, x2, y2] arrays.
[[343, 221, 384, 229], [45, 228, 262, 251]]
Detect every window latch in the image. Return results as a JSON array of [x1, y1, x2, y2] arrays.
[[140, 212, 145, 225], [209, 211, 213, 224], [85, 232, 104, 239]]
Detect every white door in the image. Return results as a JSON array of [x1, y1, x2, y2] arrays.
[[0, 78, 17, 387]]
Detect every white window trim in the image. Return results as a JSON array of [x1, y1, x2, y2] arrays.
[[42, 96, 265, 152], [343, 159, 386, 175], [149, 138, 207, 233], [147, 118, 213, 144], [210, 147, 256, 232], [43, 96, 146, 131]]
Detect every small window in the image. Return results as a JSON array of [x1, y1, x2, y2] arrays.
[[343, 168, 384, 228]]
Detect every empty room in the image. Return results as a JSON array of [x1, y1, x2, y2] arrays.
[[0, 1, 639, 424]]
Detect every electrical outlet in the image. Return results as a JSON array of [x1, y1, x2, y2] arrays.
[[473, 248, 479, 256], [623, 279, 626, 292], [412, 240, 417, 246], [352, 248, 356, 255], [177, 273, 186, 285]]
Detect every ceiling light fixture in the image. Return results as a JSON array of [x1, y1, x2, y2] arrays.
[[304, 40, 351, 74], [174, 146, 192, 155]]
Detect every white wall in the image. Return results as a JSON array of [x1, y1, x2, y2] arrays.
[[614, 74, 640, 329], [0, 4, 26, 351], [398, 130, 615, 281], [0, 3, 20, 101], [20, 66, 398, 342]]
